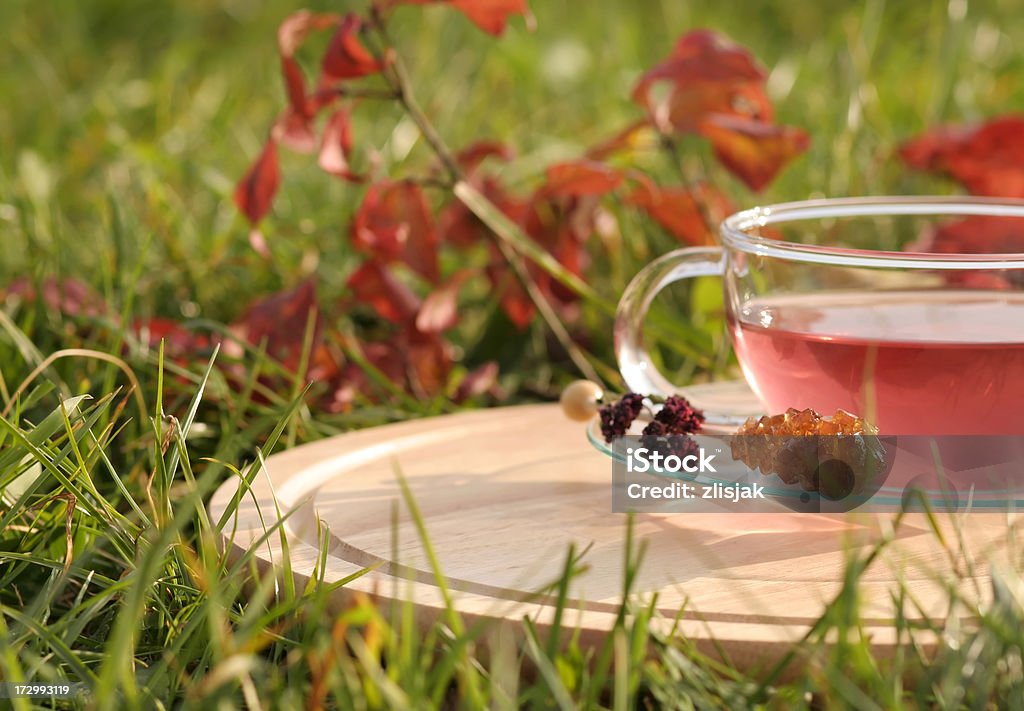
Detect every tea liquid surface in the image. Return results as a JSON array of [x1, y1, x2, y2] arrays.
[[729, 291, 1024, 434]]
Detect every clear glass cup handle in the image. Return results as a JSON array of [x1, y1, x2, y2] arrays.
[[615, 246, 737, 423]]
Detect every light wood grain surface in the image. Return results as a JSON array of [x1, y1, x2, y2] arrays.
[[209, 382, 1012, 676]]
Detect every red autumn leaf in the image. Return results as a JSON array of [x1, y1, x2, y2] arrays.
[[632, 30, 771, 134], [235, 139, 281, 226], [899, 115, 1024, 197], [6, 277, 108, 318], [384, 0, 529, 36], [346, 260, 422, 324], [415, 269, 474, 334], [131, 318, 214, 360], [272, 109, 318, 154], [232, 279, 321, 371], [318, 109, 361, 181], [278, 10, 341, 58], [281, 56, 310, 122], [402, 329, 453, 396], [454, 361, 499, 402], [485, 254, 537, 329], [541, 160, 624, 198], [272, 12, 343, 153], [627, 181, 733, 246], [698, 115, 809, 191], [43, 279, 106, 317], [439, 176, 526, 249], [328, 328, 453, 408], [327, 338, 407, 412], [278, 11, 341, 101], [449, 0, 529, 36], [319, 13, 386, 84], [435, 140, 519, 248], [899, 125, 971, 171], [523, 175, 610, 305], [498, 281, 534, 328], [908, 216, 1024, 255], [453, 139, 514, 174], [905, 216, 1024, 291], [348, 340, 407, 392], [352, 180, 440, 282], [342, 332, 453, 401]]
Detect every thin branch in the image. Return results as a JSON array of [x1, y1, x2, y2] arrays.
[[367, 18, 604, 385], [379, 45, 462, 180], [658, 133, 721, 237]]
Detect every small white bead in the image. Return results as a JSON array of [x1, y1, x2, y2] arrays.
[[560, 380, 604, 421]]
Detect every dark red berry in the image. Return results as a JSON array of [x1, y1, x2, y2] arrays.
[[599, 393, 645, 442], [640, 420, 700, 460], [653, 395, 705, 434]]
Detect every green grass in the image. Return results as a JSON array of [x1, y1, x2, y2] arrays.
[[4, 0, 1024, 707]]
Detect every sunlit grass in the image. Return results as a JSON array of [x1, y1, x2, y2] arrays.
[[4, 0, 1024, 707], [2, 355, 1023, 708]]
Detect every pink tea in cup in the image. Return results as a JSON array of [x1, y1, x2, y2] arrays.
[[729, 290, 1024, 434]]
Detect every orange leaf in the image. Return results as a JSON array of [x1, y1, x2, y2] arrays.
[[698, 115, 809, 192], [632, 30, 771, 134], [319, 14, 386, 84], [318, 109, 361, 181], [900, 115, 1024, 197], [385, 0, 529, 36], [234, 139, 280, 226], [449, 0, 530, 35], [352, 180, 440, 283], [541, 160, 623, 198], [346, 261, 421, 324], [454, 139, 514, 174], [628, 181, 732, 246]]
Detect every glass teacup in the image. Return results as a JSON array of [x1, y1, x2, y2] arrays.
[[615, 197, 1024, 435]]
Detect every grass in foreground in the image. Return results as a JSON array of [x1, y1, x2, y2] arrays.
[[4, 0, 1024, 707], [1, 345, 1024, 709]]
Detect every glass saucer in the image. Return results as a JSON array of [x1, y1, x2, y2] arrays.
[[586, 384, 1024, 512]]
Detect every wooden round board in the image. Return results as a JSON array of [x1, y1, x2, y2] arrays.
[[210, 381, 1012, 676]]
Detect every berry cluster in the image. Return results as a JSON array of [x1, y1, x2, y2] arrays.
[[638, 420, 701, 460], [598, 393, 645, 442], [649, 395, 705, 435], [598, 393, 705, 443]]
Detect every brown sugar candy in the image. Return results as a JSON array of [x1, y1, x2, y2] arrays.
[[731, 408, 882, 496]]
